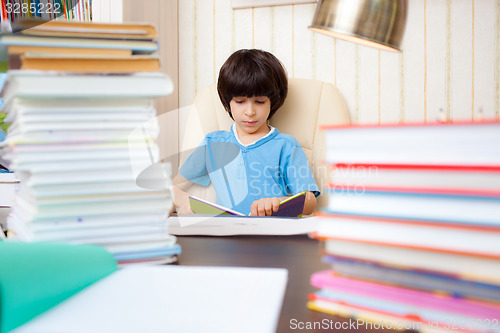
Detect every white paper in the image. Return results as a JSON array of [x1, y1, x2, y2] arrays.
[[13, 265, 288, 333], [168, 215, 320, 236]]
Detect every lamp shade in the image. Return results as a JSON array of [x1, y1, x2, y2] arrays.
[[309, 0, 407, 52]]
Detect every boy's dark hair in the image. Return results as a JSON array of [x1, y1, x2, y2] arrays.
[[217, 49, 288, 120]]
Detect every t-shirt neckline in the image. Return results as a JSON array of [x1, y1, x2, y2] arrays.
[[231, 123, 277, 148]]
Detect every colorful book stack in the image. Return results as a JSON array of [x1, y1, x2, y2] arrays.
[[1, 19, 159, 73], [309, 121, 500, 333], [0, 20, 181, 266]]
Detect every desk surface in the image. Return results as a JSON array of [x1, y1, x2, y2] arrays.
[[176, 235, 388, 333]]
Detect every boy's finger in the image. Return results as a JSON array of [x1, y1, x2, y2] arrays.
[[265, 201, 273, 216], [272, 199, 280, 212], [250, 202, 258, 216], [258, 203, 266, 216]]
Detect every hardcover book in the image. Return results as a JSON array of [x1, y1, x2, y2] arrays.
[[188, 191, 307, 217]]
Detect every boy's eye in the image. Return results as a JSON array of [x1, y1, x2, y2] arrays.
[[256, 100, 266, 104]]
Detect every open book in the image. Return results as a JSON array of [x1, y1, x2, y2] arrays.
[[188, 191, 307, 217]]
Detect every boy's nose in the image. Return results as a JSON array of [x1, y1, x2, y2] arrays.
[[244, 104, 256, 116]]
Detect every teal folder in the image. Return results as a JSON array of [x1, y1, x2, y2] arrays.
[[0, 241, 117, 333]]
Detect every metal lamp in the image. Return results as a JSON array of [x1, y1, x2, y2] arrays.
[[309, 0, 408, 52]]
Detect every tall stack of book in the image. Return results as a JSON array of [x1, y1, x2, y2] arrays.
[[309, 121, 500, 332], [0, 20, 180, 265]]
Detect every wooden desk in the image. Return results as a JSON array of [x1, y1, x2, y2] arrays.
[[176, 235, 386, 333]]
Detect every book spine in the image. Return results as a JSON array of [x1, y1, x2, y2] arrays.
[[331, 163, 500, 172]]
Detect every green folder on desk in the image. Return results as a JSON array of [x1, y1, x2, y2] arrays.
[[0, 241, 117, 333]]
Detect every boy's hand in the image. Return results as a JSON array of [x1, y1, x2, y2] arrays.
[[176, 203, 194, 214], [173, 191, 194, 214], [250, 197, 282, 216], [171, 179, 194, 214]]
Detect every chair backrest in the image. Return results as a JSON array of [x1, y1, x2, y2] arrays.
[[179, 78, 350, 210]]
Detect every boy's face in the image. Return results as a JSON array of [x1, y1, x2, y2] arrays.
[[230, 96, 271, 137]]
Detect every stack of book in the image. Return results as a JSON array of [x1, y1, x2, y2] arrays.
[[1, 19, 160, 73], [309, 121, 500, 332], [0, 20, 180, 266]]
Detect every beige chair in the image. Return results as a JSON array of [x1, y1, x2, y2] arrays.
[[179, 78, 350, 211]]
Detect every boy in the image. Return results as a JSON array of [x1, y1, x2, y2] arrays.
[[172, 49, 319, 216]]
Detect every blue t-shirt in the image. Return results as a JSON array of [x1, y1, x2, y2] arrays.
[[179, 125, 320, 215]]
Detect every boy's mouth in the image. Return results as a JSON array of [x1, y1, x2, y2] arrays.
[[243, 121, 257, 126]]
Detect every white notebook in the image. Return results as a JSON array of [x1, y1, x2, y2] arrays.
[[168, 216, 320, 236], [12, 265, 288, 333]]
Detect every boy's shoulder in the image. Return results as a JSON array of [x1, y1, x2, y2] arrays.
[[204, 129, 232, 141], [273, 131, 301, 148]]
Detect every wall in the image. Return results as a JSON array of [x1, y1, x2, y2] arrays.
[[91, 0, 123, 22], [178, 0, 500, 129], [94, 0, 180, 170]]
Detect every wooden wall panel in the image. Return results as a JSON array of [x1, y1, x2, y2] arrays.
[[335, 41, 357, 121], [234, 8, 253, 51], [357, 47, 380, 124], [178, 0, 499, 126], [426, 0, 447, 123], [293, 4, 315, 80], [313, 33, 335, 84], [273, 5, 294, 77], [122, 0, 179, 170], [253, 7, 273, 51], [450, 0, 474, 120], [403, 0, 425, 122], [91, 0, 122, 22], [474, 0, 496, 119], [379, 51, 402, 124], [214, 0, 234, 78], [179, 0, 196, 108]]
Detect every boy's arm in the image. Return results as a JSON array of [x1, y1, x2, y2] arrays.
[[302, 191, 317, 216], [171, 173, 195, 214]]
